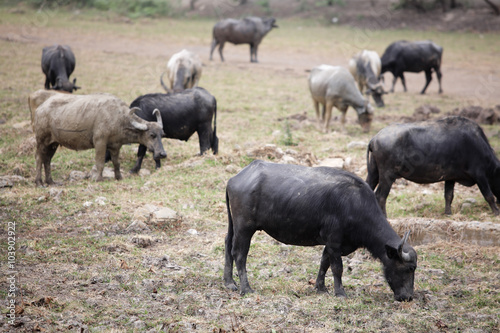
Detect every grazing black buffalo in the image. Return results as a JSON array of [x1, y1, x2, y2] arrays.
[[225, 160, 417, 302], [381, 40, 443, 94], [127, 87, 218, 173], [210, 17, 278, 63], [41, 45, 80, 93], [366, 116, 500, 216]]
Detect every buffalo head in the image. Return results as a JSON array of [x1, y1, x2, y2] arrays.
[[129, 107, 167, 161], [366, 82, 386, 108], [54, 77, 80, 93], [383, 231, 417, 302], [357, 101, 374, 133]]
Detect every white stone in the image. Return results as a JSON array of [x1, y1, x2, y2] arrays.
[[347, 141, 367, 150], [317, 158, 344, 169], [187, 229, 198, 235]]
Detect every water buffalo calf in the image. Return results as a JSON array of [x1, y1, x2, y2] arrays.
[[367, 116, 500, 215], [348, 50, 386, 107], [128, 87, 218, 173], [161, 49, 202, 93], [225, 160, 417, 302]]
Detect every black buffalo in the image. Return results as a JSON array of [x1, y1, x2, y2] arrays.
[[366, 116, 500, 216], [128, 87, 218, 173], [41, 45, 80, 93], [209, 17, 278, 63], [381, 40, 443, 94], [225, 160, 417, 302]]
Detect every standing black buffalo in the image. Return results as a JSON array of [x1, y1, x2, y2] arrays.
[[381, 40, 443, 94], [41, 44, 80, 93], [127, 87, 218, 173], [209, 17, 278, 63], [225, 160, 417, 302], [366, 116, 500, 216]]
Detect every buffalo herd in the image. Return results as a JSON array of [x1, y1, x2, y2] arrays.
[[30, 15, 497, 303]]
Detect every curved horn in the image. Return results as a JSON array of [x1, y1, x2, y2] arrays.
[[153, 108, 163, 129], [129, 107, 148, 131], [398, 231, 412, 262]]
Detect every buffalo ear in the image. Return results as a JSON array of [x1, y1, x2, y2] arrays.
[[385, 244, 399, 260], [72, 78, 81, 91]]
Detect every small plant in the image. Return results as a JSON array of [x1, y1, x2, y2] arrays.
[[281, 119, 298, 146]]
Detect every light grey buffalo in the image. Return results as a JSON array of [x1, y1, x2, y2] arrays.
[[308, 65, 374, 133], [209, 17, 278, 63], [161, 49, 202, 93], [348, 50, 386, 108], [32, 93, 166, 186]]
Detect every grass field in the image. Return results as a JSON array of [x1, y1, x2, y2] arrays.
[[0, 6, 499, 332]]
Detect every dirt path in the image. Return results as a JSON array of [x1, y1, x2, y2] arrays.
[[2, 21, 499, 106]]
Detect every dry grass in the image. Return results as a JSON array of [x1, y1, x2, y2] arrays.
[[0, 7, 499, 332]]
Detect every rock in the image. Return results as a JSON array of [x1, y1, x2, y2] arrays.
[[272, 130, 281, 137], [464, 198, 477, 204], [0, 175, 27, 188], [225, 164, 238, 173], [95, 196, 107, 206], [131, 235, 153, 248], [187, 229, 198, 235], [133, 320, 146, 330], [281, 155, 296, 164], [347, 141, 367, 150], [83, 201, 93, 207], [49, 188, 63, 201], [317, 158, 344, 169], [90, 166, 117, 181], [344, 157, 352, 167], [126, 220, 151, 234], [12, 120, 31, 129], [68, 170, 88, 182], [461, 202, 473, 212], [153, 207, 178, 222]]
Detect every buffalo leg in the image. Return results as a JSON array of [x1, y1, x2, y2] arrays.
[[249, 43, 255, 62], [130, 144, 147, 174], [366, 156, 379, 191], [400, 73, 407, 92], [36, 143, 57, 186], [444, 180, 455, 215], [224, 233, 238, 291], [209, 39, 217, 61], [330, 254, 346, 297], [476, 178, 500, 215], [420, 70, 433, 94], [94, 142, 108, 182], [44, 76, 50, 89], [197, 126, 212, 155], [375, 175, 394, 216], [436, 67, 443, 93], [323, 101, 334, 133], [107, 148, 123, 181], [232, 226, 256, 295], [312, 100, 322, 130], [390, 74, 397, 93], [218, 42, 225, 62], [314, 247, 330, 293], [339, 105, 349, 132]]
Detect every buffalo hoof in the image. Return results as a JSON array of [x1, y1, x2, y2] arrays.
[[334, 288, 347, 298], [315, 286, 329, 294], [240, 287, 254, 296], [224, 281, 238, 292]]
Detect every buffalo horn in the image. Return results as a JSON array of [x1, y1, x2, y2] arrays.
[[153, 108, 163, 129], [129, 107, 148, 131], [398, 231, 411, 262]]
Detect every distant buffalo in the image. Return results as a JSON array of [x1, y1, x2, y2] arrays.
[[161, 49, 202, 93], [41, 44, 80, 93], [210, 17, 278, 63], [381, 40, 443, 94], [349, 50, 386, 107]]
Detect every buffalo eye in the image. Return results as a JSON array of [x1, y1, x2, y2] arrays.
[[150, 133, 156, 139]]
